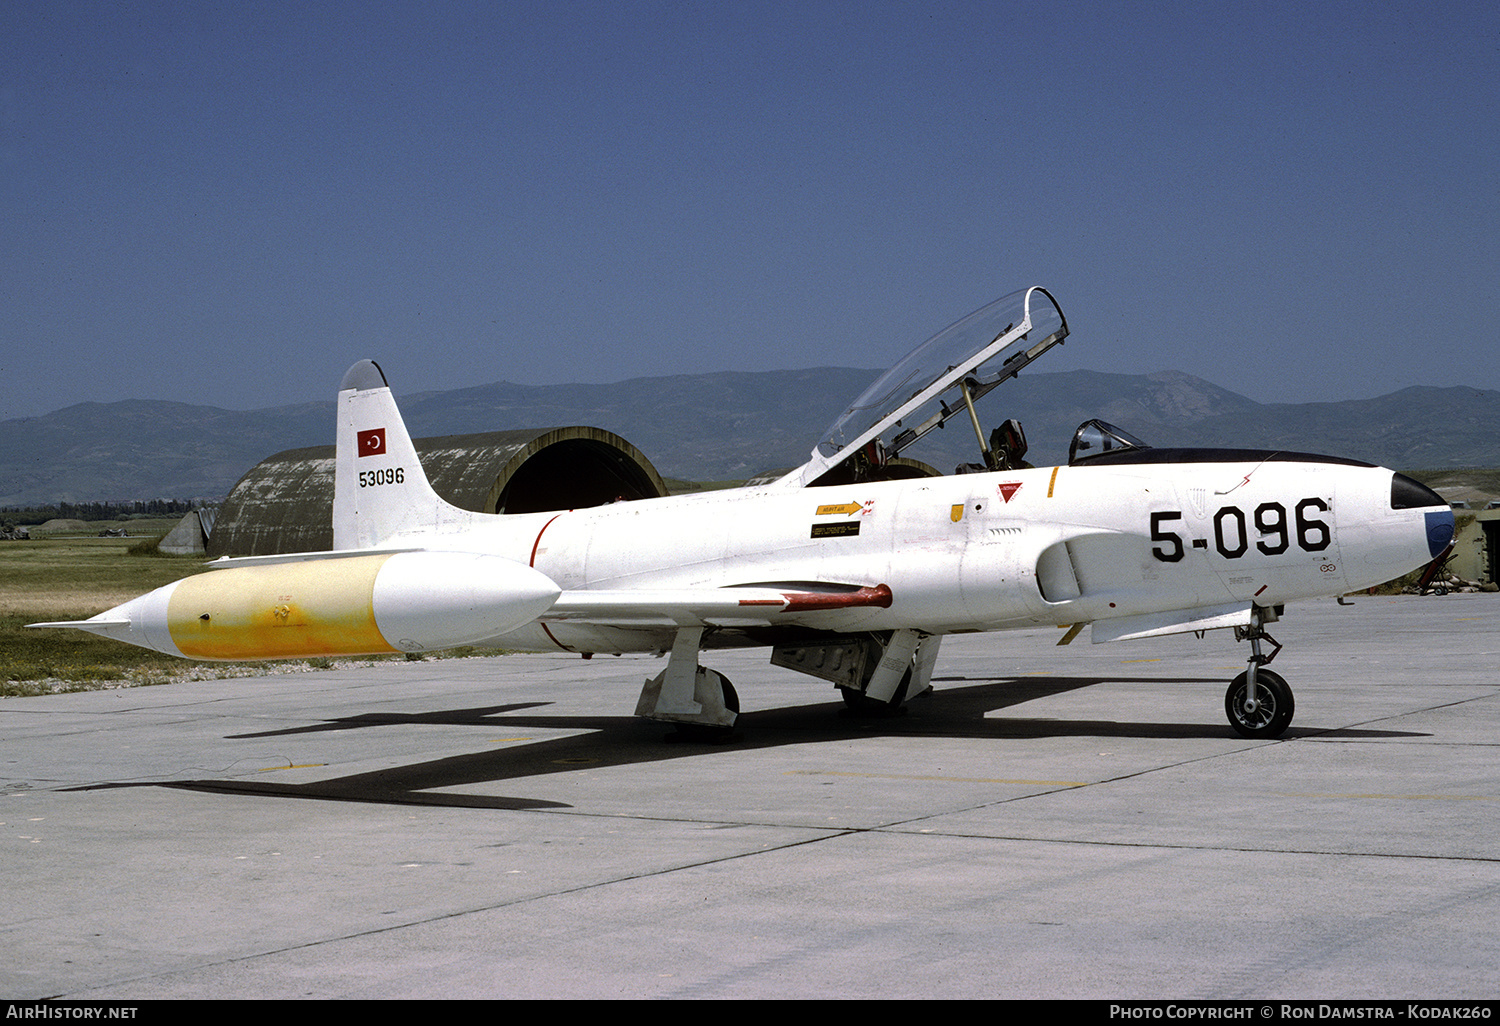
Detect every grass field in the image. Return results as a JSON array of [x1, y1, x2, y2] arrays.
[[0, 528, 420, 697], [1406, 468, 1500, 507]]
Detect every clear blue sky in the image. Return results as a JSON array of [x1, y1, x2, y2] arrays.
[[3, 0, 1496, 420]]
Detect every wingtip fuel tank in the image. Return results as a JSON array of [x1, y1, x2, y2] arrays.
[[30, 551, 561, 661]]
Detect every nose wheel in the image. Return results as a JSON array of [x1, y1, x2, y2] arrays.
[[1225, 667, 1294, 738], [1226, 605, 1294, 738]]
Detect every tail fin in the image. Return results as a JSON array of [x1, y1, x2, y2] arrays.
[[333, 360, 480, 549]]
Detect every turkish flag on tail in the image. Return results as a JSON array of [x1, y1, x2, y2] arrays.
[[357, 428, 386, 457]]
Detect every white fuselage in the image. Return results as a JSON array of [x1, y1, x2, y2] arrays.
[[373, 457, 1430, 655]]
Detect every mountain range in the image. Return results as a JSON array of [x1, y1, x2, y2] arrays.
[[2, 368, 1498, 506]]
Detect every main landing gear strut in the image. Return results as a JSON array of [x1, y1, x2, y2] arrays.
[[635, 627, 739, 739], [1225, 604, 1293, 739]]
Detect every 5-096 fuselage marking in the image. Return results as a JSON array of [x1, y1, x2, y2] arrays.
[[1151, 499, 1332, 563]]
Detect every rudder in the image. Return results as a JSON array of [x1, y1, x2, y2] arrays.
[[333, 360, 478, 549]]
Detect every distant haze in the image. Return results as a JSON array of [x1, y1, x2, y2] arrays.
[[3, 367, 1498, 506]]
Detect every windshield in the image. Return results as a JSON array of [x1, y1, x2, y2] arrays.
[[1068, 419, 1151, 465], [778, 286, 1067, 487]]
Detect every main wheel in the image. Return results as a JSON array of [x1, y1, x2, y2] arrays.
[[1224, 668, 1294, 739], [839, 668, 911, 716], [717, 673, 739, 714], [664, 670, 739, 744]]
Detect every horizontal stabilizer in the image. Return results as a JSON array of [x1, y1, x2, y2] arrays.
[[205, 547, 424, 570]]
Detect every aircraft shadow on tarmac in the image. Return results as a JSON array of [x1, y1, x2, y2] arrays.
[[75, 674, 1427, 812]]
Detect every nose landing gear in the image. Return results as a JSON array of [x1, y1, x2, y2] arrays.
[[1226, 605, 1294, 738]]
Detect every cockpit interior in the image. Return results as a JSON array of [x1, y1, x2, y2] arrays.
[[786, 286, 1156, 487]]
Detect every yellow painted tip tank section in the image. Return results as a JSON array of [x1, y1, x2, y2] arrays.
[[167, 554, 398, 660]]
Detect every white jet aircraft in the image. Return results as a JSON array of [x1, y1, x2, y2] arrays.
[[33, 287, 1455, 738]]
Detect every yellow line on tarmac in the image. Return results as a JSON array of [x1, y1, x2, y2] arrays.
[[790, 770, 1088, 787], [1275, 792, 1500, 801]]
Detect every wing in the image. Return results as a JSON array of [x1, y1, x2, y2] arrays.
[[541, 582, 893, 628]]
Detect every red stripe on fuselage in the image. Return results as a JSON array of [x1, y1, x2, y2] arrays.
[[779, 584, 893, 612], [530, 514, 562, 567], [530, 514, 568, 650]]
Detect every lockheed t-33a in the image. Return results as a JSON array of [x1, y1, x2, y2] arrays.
[[33, 287, 1455, 739]]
